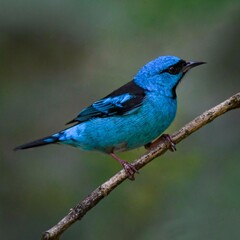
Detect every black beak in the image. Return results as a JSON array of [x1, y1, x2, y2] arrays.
[[183, 61, 206, 73]]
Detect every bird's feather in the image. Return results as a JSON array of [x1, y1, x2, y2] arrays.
[[67, 81, 146, 124]]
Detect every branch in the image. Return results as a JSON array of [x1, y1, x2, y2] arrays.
[[42, 92, 240, 240]]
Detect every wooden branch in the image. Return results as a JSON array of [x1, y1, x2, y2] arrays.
[[42, 92, 240, 240]]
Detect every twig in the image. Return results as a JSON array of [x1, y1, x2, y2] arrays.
[[42, 92, 240, 240]]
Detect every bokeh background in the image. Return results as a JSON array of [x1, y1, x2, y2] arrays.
[[1, 0, 240, 239]]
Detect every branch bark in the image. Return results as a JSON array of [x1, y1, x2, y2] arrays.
[[42, 92, 240, 240]]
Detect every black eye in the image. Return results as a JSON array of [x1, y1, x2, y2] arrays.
[[166, 60, 187, 75], [161, 60, 187, 75], [167, 66, 179, 75]]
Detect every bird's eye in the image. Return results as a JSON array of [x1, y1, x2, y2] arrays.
[[168, 66, 179, 75], [161, 60, 186, 75]]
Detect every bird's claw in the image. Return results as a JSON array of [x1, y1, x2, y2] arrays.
[[110, 153, 139, 180], [144, 134, 176, 152], [162, 134, 176, 151], [121, 161, 139, 181]]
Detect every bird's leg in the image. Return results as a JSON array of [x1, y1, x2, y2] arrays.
[[110, 153, 139, 181], [144, 134, 176, 152], [162, 134, 176, 151]]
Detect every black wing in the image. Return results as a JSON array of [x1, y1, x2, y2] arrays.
[[67, 81, 146, 124]]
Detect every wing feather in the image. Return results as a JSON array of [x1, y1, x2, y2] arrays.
[[67, 81, 146, 124]]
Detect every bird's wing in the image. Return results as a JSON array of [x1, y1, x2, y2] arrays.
[[67, 81, 146, 124]]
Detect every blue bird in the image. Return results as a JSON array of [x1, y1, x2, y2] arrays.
[[15, 56, 205, 180]]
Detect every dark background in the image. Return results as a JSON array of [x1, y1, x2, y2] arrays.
[[1, 1, 240, 239]]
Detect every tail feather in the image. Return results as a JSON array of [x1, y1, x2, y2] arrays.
[[14, 135, 59, 151]]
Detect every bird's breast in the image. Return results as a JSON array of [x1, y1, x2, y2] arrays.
[[131, 94, 177, 143]]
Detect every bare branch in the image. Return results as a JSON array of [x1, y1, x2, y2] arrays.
[[42, 92, 240, 240]]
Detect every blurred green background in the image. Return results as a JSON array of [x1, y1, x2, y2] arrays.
[[1, 0, 240, 239]]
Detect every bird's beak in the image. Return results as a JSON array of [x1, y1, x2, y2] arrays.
[[183, 61, 206, 73]]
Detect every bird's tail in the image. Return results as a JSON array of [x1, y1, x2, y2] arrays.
[[14, 134, 60, 151]]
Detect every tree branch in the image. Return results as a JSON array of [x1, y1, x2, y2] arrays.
[[42, 92, 240, 240]]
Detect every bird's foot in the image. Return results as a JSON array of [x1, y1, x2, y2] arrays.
[[162, 134, 176, 151], [145, 134, 176, 152], [110, 153, 139, 181]]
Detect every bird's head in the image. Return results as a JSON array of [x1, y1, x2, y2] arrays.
[[134, 56, 205, 98]]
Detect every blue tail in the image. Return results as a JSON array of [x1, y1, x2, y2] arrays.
[[14, 135, 59, 151]]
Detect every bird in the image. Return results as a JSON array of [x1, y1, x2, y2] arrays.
[[15, 55, 205, 180]]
